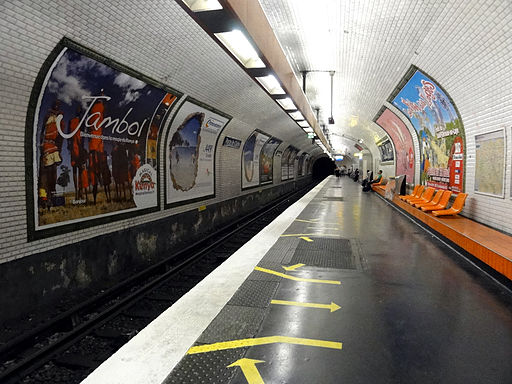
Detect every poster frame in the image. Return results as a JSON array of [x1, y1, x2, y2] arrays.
[[474, 128, 506, 198], [373, 106, 415, 179], [376, 136, 394, 164], [386, 65, 466, 192], [163, 96, 232, 209], [240, 129, 271, 191], [259, 136, 282, 186], [25, 37, 183, 241]]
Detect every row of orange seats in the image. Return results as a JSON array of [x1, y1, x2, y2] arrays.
[[398, 185, 468, 217]]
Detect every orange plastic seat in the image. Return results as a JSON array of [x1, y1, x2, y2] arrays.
[[414, 189, 443, 208], [408, 187, 435, 205], [421, 190, 452, 212], [403, 185, 425, 202], [399, 185, 420, 200], [432, 193, 468, 216]]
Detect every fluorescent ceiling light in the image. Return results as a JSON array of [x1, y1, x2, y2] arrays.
[[181, 0, 223, 12], [303, 127, 314, 133], [276, 97, 296, 110], [255, 74, 285, 95], [298, 121, 310, 128], [289, 111, 304, 120], [215, 30, 265, 68]]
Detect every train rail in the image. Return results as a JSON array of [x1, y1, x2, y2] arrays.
[[0, 182, 317, 384]]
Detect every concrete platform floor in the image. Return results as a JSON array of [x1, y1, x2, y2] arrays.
[[87, 177, 512, 384]]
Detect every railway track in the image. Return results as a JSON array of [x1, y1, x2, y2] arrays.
[[0, 182, 316, 384]]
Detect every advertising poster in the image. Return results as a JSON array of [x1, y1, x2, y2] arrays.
[[391, 68, 465, 191], [260, 137, 282, 184], [297, 152, 309, 177], [287, 147, 299, 180], [376, 108, 414, 181], [474, 129, 505, 197], [377, 139, 394, 162], [29, 41, 179, 238], [165, 99, 230, 206], [281, 146, 293, 181], [242, 131, 271, 189]]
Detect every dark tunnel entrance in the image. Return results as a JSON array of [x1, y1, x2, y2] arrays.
[[312, 156, 335, 180]]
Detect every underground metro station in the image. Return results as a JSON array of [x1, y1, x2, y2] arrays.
[[0, 0, 511, 383]]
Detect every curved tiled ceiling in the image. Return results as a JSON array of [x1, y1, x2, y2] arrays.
[[258, 0, 443, 155]]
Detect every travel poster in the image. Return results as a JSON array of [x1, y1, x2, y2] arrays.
[[474, 129, 505, 197], [377, 139, 394, 162], [376, 108, 414, 181], [242, 131, 270, 189], [281, 146, 293, 181], [30, 43, 178, 234], [165, 99, 230, 206], [392, 68, 465, 191], [260, 137, 282, 184]]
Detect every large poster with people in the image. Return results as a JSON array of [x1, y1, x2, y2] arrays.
[[391, 68, 465, 192], [297, 152, 309, 177], [28, 40, 180, 238], [375, 108, 414, 181], [260, 137, 282, 184], [165, 99, 230, 207], [242, 131, 271, 189]]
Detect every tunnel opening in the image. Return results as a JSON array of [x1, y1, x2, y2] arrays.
[[312, 156, 335, 180]]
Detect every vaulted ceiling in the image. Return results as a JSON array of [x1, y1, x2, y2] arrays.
[[258, 0, 448, 156]]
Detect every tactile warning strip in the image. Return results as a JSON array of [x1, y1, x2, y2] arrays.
[[197, 305, 268, 344], [227, 280, 280, 308], [259, 237, 300, 264], [163, 347, 248, 384], [289, 238, 356, 269]]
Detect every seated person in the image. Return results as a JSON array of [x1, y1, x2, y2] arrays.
[[369, 170, 383, 185], [362, 170, 372, 188]]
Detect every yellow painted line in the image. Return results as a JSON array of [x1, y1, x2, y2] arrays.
[[188, 336, 342, 354], [307, 227, 339, 230], [254, 266, 341, 285], [279, 233, 316, 237], [299, 236, 314, 242], [294, 219, 318, 224], [282, 263, 305, 271], [227, 358, 265, 384], [271, 299, 341, 313]]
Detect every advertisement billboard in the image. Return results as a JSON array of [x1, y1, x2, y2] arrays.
[[281, 146, 293, 181], [375, 108, 414, 181], [260, 137, 282, 184], [377, 139, 394, 162], [27, 39, 180, 239], [242, 131, 271, 189], [165, 98, 231, 207], [391, 67, 465, 192]]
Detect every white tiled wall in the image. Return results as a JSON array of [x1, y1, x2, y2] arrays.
[[0, 0, 316, 263]]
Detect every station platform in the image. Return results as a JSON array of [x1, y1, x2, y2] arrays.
[[82, 177, 512, 384]]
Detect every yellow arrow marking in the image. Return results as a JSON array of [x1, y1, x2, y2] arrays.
[[227, 358, 265, 384], [187, 336, 342, 354], [282, 263, 305, 271], [299, 236, 314, 242], [254, 266, 341, 285], [271, 299, 341, 313]]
